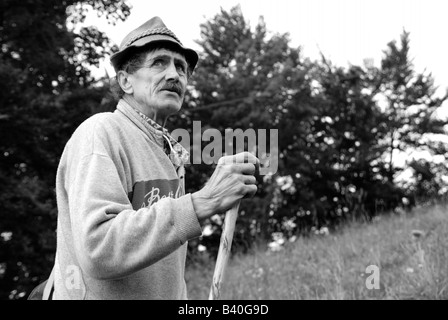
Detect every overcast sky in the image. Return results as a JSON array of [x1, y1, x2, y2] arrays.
[[85, 0, 448, 102]]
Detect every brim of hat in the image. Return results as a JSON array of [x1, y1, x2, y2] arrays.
[[110, 35, 198, 72]]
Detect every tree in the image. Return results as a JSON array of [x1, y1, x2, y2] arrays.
[[0, 0, 130, 299], [185, 8, 448, 253], [173, 5, 317, 252], [377, 30, 448, 193]]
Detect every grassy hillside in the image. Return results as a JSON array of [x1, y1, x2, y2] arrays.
[[185, 201, 448, 300]]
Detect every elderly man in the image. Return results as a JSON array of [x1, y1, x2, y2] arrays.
[[50, 17, 258, 300]]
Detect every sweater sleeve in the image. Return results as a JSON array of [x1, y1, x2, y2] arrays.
[[67, 152, 202, 280]]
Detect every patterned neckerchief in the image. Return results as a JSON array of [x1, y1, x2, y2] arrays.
[[132, 108, 190, 168]]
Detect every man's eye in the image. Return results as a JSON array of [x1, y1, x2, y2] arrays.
[[176, 64, 186, 73], [153, 59, 165, 66]]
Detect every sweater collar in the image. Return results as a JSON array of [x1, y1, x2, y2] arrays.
[[117, 98, 190, 168]]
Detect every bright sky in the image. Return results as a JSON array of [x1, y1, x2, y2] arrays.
[[85, 0, 448, 103]]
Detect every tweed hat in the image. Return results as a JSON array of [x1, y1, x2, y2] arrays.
[[110, 16, 198, 72]]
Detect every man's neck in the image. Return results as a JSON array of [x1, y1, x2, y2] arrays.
[[123, 95, 167, 127]]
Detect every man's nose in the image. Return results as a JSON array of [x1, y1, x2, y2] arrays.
[[164, 62, 180, 81]]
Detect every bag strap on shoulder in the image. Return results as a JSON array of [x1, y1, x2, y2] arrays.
[[42, 266, 55, 300]]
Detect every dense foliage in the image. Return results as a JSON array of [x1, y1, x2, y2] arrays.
[[178, 6, 447, 256], [0, 0, 130, 299]]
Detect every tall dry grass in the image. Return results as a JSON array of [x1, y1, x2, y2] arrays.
[[185, 202, 448, 300]]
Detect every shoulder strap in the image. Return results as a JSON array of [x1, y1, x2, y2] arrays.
[[43, 266, 55, 300]]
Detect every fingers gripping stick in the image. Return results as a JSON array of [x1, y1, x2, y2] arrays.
[[209, 161, 259, 300]]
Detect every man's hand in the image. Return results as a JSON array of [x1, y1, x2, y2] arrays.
[[191, 152, 259, 222]]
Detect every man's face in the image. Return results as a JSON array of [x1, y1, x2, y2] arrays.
[[127, 48, 188, 118]]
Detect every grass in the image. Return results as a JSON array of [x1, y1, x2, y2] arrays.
[[185, 201, 448, 300]]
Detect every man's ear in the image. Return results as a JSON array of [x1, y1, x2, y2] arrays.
[[116, 70, 134, 95]]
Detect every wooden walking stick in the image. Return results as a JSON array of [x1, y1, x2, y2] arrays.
[[208, 160, 260, 300], [208, 200, 241, 300]]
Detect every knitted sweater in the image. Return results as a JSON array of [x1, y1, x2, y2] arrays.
[[53, 99, 202, 300]]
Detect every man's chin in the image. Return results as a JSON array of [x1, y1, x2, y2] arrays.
[[159, 102, 182, 116], [153, 93, 184, 116]]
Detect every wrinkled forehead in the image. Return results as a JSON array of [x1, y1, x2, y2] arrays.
[[144, 47, 187, 64]]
